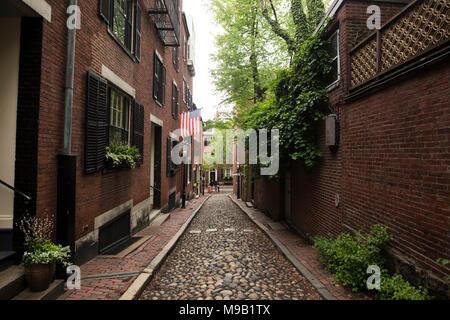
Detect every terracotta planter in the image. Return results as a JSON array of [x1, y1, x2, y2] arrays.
[[24, 262, 56, 292]]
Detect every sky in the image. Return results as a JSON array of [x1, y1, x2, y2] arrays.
[[184, 0, 231, 121]]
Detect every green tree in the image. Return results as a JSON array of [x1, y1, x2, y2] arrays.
[[210, 0, 290, 114], [259, 0, 325, 53]]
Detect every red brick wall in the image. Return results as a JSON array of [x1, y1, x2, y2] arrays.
[[37, 0, 194, 241], [289, 1, 449, 281], [254, 176, 283, 221]]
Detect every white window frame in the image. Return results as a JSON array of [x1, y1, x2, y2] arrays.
[[326, 29, 340, 92]]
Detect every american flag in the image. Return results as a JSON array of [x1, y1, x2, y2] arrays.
[[180, 109, 202, 138]]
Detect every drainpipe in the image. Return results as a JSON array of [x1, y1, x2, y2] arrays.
[[63, 0, 77, 155], [56, 0, 78, 275]]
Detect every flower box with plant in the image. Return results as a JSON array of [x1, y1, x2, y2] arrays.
[[17, 214, 71, 292], [105, 143, 142, 169]]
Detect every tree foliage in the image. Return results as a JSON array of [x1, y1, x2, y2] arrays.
[[260, 0, 325, 53], [238, 34, 332, 169], [210, 0, 330, 170], [210, 0, 290, 111]]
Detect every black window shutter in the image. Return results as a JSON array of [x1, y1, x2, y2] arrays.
[[153, 53, 158, 101], [134, 2, 142, 60], [85, 72, 108, 174], [172, 83, 176, 119], [99, 0, 111, 23], [133, 101, 145, 164], [125, 1, 133, 51], [162, 65, 166, 105], [175, 85, 179, 118], [166, 137, 172, 177]]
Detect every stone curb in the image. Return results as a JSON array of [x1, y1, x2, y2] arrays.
[[228, 195, 337, 301], [119, 195, 212, 300]]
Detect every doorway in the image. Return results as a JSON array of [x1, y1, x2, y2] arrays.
[[0, 2, 43, 266], [151, 124, 162, 209], [209, 170, 216, 184]]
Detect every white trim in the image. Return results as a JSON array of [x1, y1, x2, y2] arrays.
[[169, 131, 178, 140], [172, 79, 178, 88], [314, 0, 343, 34], [0, 215, 13, 229], [22, 0, 51, 22], [155, 49, 163, 63], [101, 65, 136, 98], [326, 29, 340, 91], [150, 114, 163, 126]]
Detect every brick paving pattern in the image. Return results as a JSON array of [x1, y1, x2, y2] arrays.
[[58, 195, 209, 300]]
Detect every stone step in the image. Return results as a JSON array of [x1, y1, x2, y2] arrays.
[[0, 251, 15, 272], [149, 213, 171, 227], [148, 209, 162, 224], [12, 280, 64, 300], [0, 265, 26, 300]]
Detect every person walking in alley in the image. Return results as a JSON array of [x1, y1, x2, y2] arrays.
[[217, 181, 220, 193]]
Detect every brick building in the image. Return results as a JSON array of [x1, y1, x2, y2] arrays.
[[203, 129, 233, 188], [237, 0, 449, 298], [0, 0, 200, 268]]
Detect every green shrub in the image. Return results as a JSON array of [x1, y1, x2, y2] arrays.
[[379, 274, 432, 300], [314, 224, 434, 299], [314, 224, 392, 292]]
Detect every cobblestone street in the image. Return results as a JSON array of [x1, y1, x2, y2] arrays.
[[140, 194, 322, 300]]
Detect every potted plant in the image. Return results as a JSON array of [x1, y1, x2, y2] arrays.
[[17, 214, 71, 292], [105, 143, 142, 169]]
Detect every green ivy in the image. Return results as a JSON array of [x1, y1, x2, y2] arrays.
[[239, 33, 331, 170]]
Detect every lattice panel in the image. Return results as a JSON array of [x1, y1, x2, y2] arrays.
[[351, 37, 378, 88], [381, 0, 450, 71]]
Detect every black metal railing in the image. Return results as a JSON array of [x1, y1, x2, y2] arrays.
[[0, 179, 32, 202], [148, 0, 180, 47]]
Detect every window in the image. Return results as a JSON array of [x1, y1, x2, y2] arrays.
[[99, 0, 141, 60], [326, 30, 340, 86], [85, 72, 144, 174], [172, 82, 179, 119], [182, 36, 186, 61], [223, 168, 232, 178], [186, 87, 192, 109], [204, 137, 211, 147], [109, 87, 131, 146], [153, 52, 166, 105], [172, 46, 179, 72], [183, 80, 187, 103]]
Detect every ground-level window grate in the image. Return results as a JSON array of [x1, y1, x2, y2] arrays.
[[99, 210, 130, 254]]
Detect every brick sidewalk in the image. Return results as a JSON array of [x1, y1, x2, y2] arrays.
[[229, 195, 370, 300], [58, 195, 210, 300]]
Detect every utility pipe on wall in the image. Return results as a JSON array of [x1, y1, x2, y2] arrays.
[[63, 0, 77, 155]]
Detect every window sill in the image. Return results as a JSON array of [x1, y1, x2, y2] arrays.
[[326, 78, 340, 93], [106, 28, 138, 63], [154, 99, 164, 108]]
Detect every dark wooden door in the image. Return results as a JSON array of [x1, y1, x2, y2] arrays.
[[153, 126, 162, 208]]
